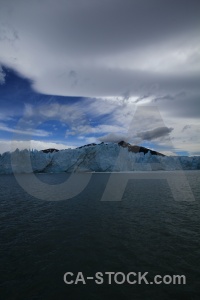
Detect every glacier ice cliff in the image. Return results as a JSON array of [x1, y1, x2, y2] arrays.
[[0, 143, 200, 174]]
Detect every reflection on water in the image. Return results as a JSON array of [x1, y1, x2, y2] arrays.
[[0, 171, 200, 299]]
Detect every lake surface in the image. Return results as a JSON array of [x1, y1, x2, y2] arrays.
[[0, 171, 200, 300]]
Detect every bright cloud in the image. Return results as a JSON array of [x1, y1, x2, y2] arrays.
[[0, 122, 50, 137]]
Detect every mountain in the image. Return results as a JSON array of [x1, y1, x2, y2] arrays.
[[117, 141, 165, 156], [41, 141, 165, 156], [0, 142, 199, 174], [41, 148, 59, 153]]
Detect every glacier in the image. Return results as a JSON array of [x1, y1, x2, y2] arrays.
[[0, 143, 200, 174]]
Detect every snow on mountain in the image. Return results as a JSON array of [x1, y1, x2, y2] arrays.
[[0, 142, 200, 174]]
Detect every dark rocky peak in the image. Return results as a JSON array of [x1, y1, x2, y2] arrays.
[[118, 141, 165, 156], [118, 141, 131, 147], [41, 148, 59, 153], [77, 143, 97, 149]]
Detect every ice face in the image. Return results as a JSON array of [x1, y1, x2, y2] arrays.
[[0, 144, 200, 174]]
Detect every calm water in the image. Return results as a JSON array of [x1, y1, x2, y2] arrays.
[[0, 172, 200, 300]]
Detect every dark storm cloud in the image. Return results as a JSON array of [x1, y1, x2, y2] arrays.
[[182, 125, 191, 132], [68, 70, 78, 87], [0, 0, 199, 98], [137, 127, 174, 141], [0, 66, 6, 84], [34, 0, 199, 56], [153, 94, 174, 102], [158, 93, 200, 119]]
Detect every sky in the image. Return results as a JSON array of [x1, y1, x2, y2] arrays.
[[0, 0, 200, 155]]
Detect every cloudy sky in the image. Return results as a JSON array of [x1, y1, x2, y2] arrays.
[[0, 0, 200, 155]]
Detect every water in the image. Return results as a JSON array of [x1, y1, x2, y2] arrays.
[[0, 171, 200, 300]]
